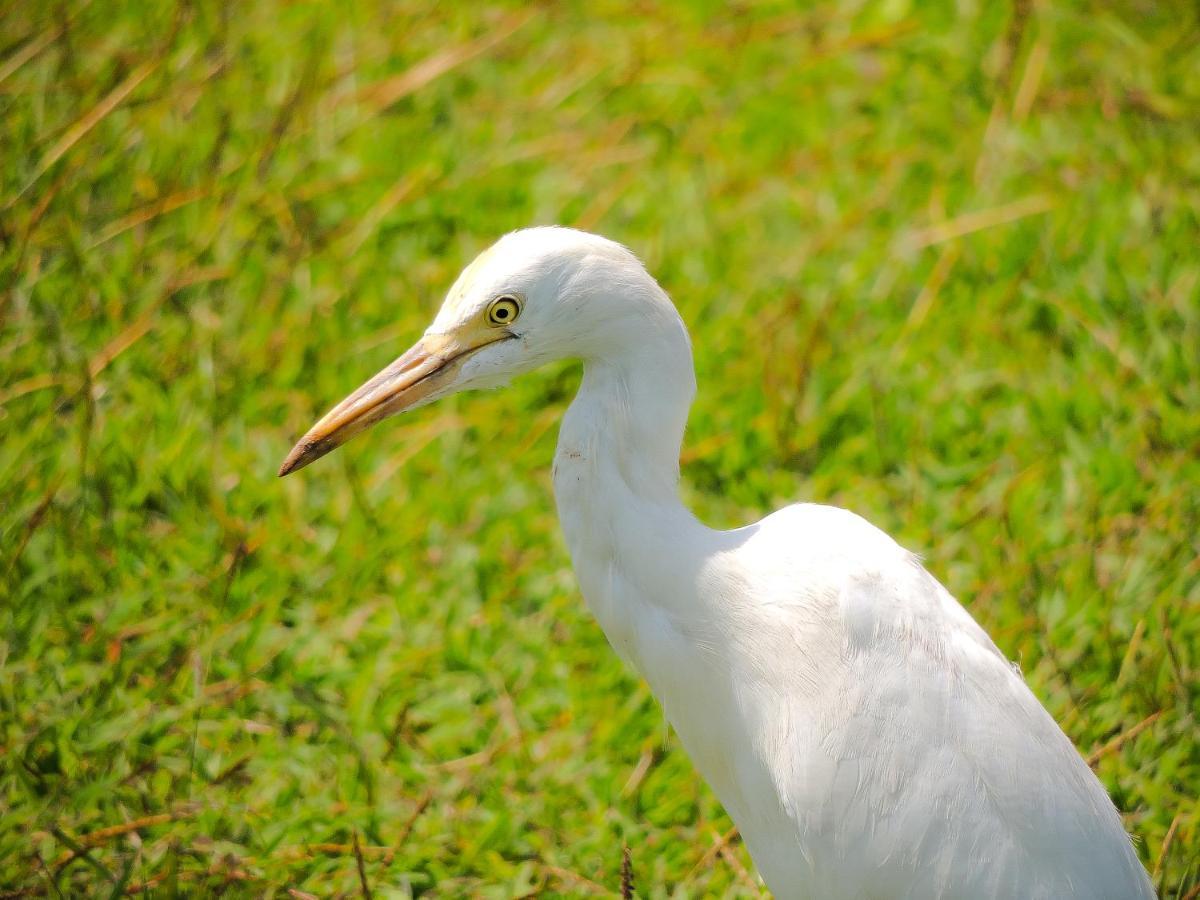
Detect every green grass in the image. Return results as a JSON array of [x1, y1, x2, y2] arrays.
[[2, 0, 1198, 896]]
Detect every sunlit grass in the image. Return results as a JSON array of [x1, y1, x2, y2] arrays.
[[1, 1, 1197, 896]]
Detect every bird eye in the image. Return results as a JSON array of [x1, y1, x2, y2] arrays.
[[485, 295, 522, 327]]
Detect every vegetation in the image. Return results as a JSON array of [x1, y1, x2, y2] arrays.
[[2, 1, 1197, 895]]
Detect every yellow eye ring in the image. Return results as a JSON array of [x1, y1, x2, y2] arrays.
[[485, 294, 522, 327]]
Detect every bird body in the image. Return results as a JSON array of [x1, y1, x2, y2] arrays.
[[281, 227, 1155, 899]]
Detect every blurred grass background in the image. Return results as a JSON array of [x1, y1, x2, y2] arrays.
[[2, 0, 1198, 896]]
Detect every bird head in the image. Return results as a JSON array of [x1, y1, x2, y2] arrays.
[[279, 227, 671, 476]]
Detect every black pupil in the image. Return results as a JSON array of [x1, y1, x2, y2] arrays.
[[495, 305, 510, 319]]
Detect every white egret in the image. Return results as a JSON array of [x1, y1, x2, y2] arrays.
[[280, 227, 1154, 899]]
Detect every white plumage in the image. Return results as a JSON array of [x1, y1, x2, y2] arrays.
[[281, 227, 1154, 899]]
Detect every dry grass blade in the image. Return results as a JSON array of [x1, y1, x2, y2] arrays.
[[541, 863, 609, 895], [53, 806, 197, 866], [8, 60, 159, 208], [1086, 710, 1164, 768], [123, 860, 259, 893], [0, 25, 64, 85], [1012, 40, 1050, 122], [620, 747, 655, 798], [1053, 292, 1144, 382], [88, 188, 210, 248], [5, 474, 60, 578], [717, 839, 762, 895], [1152, 810, 1182, 888], [684, 825, 741, 882], [430, 732, 520, 772], [356, 9, 535, 116], [901, 243, 960, 339], [1117, 618, 1148, 686], [342, 169, 434, 256], [0, 374, 63, 407], [0, 0, 96, 86], [352, 830, 373, 899], [574, 167, 639, 232], [906, 195, 1055, 248], [388, 790, 433, 861], [88, 311, 156, 379], [167, 265, 231, 293], [276, 843, 392, 860]]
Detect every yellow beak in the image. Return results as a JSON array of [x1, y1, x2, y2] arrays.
[[278, 330, 510, 477]]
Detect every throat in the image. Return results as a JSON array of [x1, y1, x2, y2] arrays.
[[551, 324, 707, 661], [553, 322, 695, 518]]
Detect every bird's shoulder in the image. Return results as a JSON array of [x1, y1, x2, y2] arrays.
[[723, 502, 1003, 664]]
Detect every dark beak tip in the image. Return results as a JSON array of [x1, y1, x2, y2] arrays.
[[278, 436, 336, 478], [277, 442, 311, 478]]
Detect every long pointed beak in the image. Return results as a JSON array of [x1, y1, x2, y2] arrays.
[[278, 331, 506, 477]]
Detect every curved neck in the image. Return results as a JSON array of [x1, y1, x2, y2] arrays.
[[552, 311, 710, 656], [555, 311, 695, 503]]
